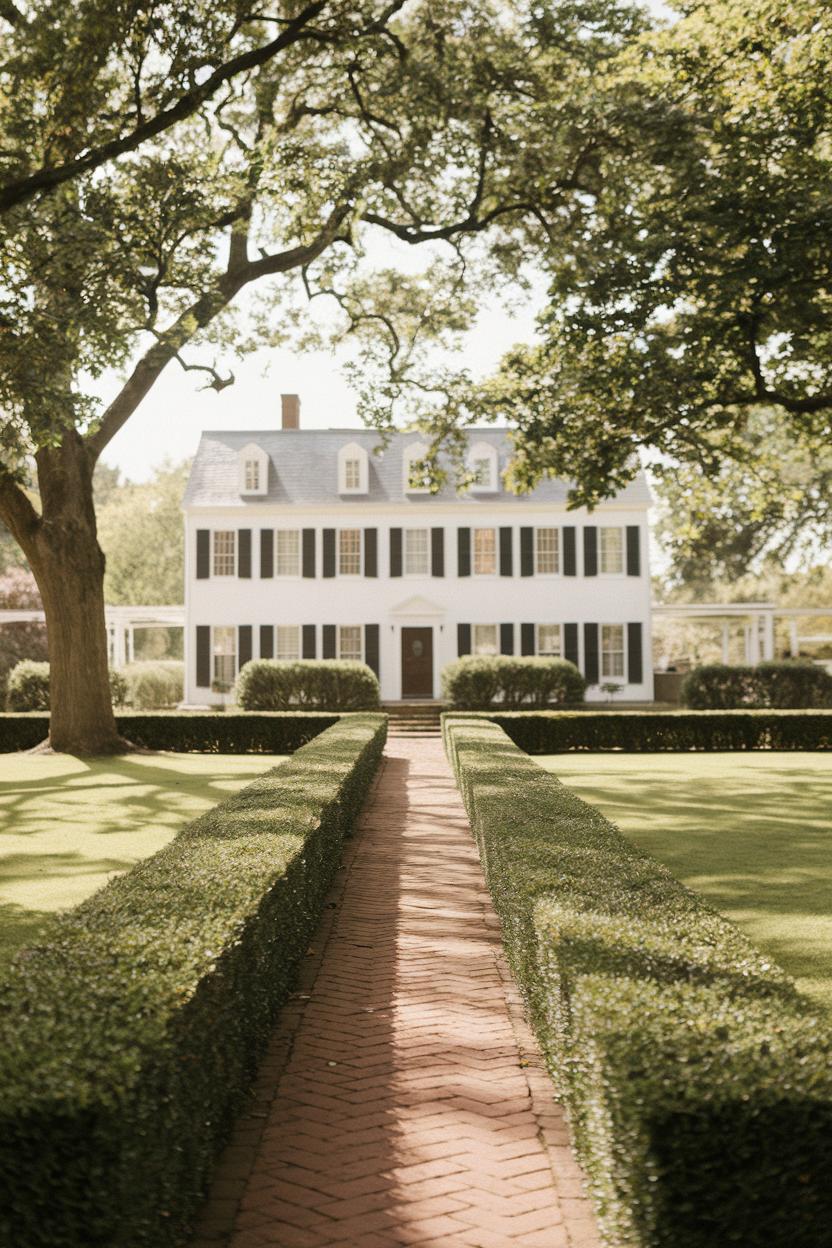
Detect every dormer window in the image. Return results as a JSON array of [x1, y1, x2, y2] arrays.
[[238, 442, 268, 496], [468, 441, 499, 493], [338, 442, 368, 494], [403, 442, 431, 493]]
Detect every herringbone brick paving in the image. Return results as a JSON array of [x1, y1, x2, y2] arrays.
[[191, 737, 599, 1248]]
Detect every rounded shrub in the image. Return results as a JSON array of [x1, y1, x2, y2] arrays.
[[441, 655, 585, 710], [120, 661, 184, 709], [236, 659, 380, 711], [6, 660, 127, 710], [682, 660, 832, 710]]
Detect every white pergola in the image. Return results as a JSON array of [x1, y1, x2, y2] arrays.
[[0, 604, 185, 666], [652, 602, 832, 664]]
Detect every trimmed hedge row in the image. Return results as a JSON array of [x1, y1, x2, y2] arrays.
[[681, 660, 832, 709], [443, 716, 832, 1248], [0, 713, 387, 1248], [452, 709, 832, 753], [237, 659, 380, 710], [441, 655, 585, 709], [0, 711, 342, 754]]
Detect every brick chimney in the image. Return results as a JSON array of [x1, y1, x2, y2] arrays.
[[281, 393, 300, 429]]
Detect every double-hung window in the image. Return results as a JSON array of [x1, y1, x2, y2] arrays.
[[276, 529, 300, 576], [404, 528, 429, 576], [537, 624, 561, 657], [338, 529, 362, 576], [244, 459, 260, 491], [473, 528, 497, 575], [276, 625, 300, 660], [212, 626, 236, 685], [343, 458, 362, 490], [535, 528, 559, 575], [213, 530, 236, 576], [601, 625, 625, 678], [339, 625, 363, 661], [472, 624, 499, 655], [599, 527, 624, 574]]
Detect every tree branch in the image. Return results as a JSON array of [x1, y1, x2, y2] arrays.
[[0, 471, 41, 552]]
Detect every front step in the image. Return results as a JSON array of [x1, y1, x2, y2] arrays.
[[383, 701, 444, 738]]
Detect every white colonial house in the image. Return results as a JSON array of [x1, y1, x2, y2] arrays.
[[183, 397, 653, 703]]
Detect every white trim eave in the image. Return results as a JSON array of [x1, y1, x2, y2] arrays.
[[183, 500, 651, 518]]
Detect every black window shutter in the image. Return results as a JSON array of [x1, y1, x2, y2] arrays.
[[364, 528, 377, 577], [628, 622, 643, 684], [564, 622, 579, 667], [196, 530, 210, 579], [365, 624, 380, 677], [583, 526, 598, 577], [390, 527, 402, 577], [302, 528, 316, 578], [521, 622, 535, 656], [260, 529, 273, 579], [457, 623, 471, 657], [499, 527, 513, 576], [322, 624, 336, 658], [584, 622, 599, 684], [458, 527, 471, 577], [302, 624, 316, 658], [196, 625, 210, 686], [259, 624, 274, 659], [500, 623, 514, 655], [431, 527, 444, 577], [626, 526, 641, 577], [238, 624, 253, 672], [238, 529, 252, 579], [563, 527, 577, 576], [322, 529, 336, 578], [520, 527, 534, 577]]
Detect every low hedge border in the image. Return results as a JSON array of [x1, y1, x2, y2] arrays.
[[443, 715, 832, 1247], [450, 709, 832, 753], [0, 711, 343, 754], [0, 713, 387, 1248]]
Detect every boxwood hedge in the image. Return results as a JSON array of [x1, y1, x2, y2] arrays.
[[0, 710, 342, 754], [0, 713, 386, 1248], [681, 660, 832, 709], [452, 709, 832, 753], [444, 715, 832, 1247], [237, 659, 380, 710], [441, 655, 585, 709]]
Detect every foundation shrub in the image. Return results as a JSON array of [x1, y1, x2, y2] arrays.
[[6, 660, 126, 711], [0, 714, 387, 1248], [443, 715, 832, 1248], [119, 661, 184, 709], [441, 656, 585, 709], [681, 660, 832, 709], [237, 659, 380, 711]]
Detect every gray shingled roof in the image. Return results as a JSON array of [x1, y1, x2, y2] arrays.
[[183, 428, 652, 508]]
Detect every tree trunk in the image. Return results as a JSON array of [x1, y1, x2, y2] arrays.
[[27, 434, 126, 755]]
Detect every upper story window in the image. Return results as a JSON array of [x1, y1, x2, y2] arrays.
[[276, 529, 300, 576], [403, 442, 431, 493], [601, 624, 625, 678], [238, 442, 268, 496], [339, 528, 362, 575], [213, 530, 236, 576], [473, 527, 497, 575], [536, 528, 559, 575], [276, 624, 300, 661], [599, 526, 624, 574], [338, 442, 368, 494], [404, 528, 429, 576], [339, 624, 363, 661], [468, 441, 499, 493], [472, 624, 499, 655], [537, 623, 561, 657]]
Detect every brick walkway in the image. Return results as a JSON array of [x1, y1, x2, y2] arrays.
[[191, 738, 599, 1248]]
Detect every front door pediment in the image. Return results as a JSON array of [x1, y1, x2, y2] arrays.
[[390, 595, 446, 618]]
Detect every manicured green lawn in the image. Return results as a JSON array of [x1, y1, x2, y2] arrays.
[[536, 752, 832, 1014], [0, 752, 287, 972]]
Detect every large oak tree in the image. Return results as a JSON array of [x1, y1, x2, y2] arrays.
[[0, 0, 641, 752]]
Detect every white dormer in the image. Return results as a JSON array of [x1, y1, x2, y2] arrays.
[[238, 443, 269, 496], [338, 442, 369, 494], [403, 441, 431, 493], [468, 441, 499, 493]]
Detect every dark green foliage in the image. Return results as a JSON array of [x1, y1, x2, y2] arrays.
[[443, 716, 832, 1247], [0, 711, 345, 754], [236, 660, 380, 711], [0, 714, 386, 1248], [681, 660, 832, 709], [441, 656, 585, 710], [6, 660, 126, 710], [454, 709, 832, 753], [119, 661, 184, 709]]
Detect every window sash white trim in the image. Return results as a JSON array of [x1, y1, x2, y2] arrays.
[[338, 528, 362, 576], [403, 528, 429, 576], [472, 527, 497, 576], [212, 625, 236, 685], [535, 528, 560, 575], [472, 624, 499, 656], [212, 530, 236, 577], [599, 526, 624, 575], [275, 529, 301, 577], [536, 623, 562, 657], [601, 624, 626, 678], [338, 624, 363, 661], [276, 624, 300, 661]]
